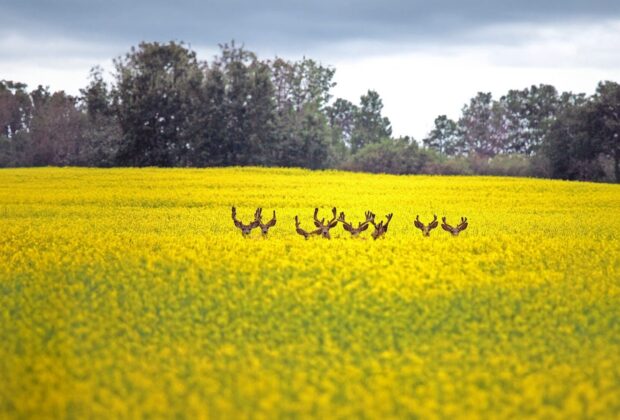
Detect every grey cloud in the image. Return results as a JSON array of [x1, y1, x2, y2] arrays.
[[2, 0, 620, 52]]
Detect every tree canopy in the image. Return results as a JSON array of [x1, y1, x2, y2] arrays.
[[0, 41, 618, 183]]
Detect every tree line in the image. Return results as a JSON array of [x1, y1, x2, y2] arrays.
[[1, 41, 618, 182]]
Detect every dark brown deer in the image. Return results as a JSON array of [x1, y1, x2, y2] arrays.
[[414, 215, 439, 237], [441, 217, 468, 236], [313, 207, 339, 239], [370, 212, 393, 240], [338, 211, 373, 237], [255, 208, 277, 236], [294, 215, 320, 239], [231, 206, 260, 236]]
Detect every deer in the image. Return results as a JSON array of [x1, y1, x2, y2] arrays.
[[414, 215, 439, 237], [369, 212, 393, 240], [313, 207, 339, 239], [338, 211, 373, 237], [231, 206, 260, 236], [441, 216, 468, 236], [254, 208, 277, 236], [294, 215, 320, 239]]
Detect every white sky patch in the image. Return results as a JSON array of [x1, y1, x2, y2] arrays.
[[326, 19, 620, 139], [0, 33, 121, 93], [1, 20, 619, 140], [330, 53, 620, 141]]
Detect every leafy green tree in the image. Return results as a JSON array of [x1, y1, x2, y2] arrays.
[[245, 60, 277, 165], [195, 64, 226, 165], [0, 81, 33, 166], [496, 85, 559, 155], [268, 57, 335, 167], [113, 41, 204, 166], [591, 81, 620, 182], [270, 57, 336, 113], [81, 67, 113, 119], [346, 137, 431, 174], [269, 102, 330, 169], [0, 80, 32, 138], [327, 99, 356, 144], [458, 92, 497, 157], [78, 67, 122, 166], [423, 115, 462, 155], [350, 90, 392, 153], [193, 42, 278, 166], [29, 87, 85, 166], [326, 98, 357, 164], [217, 42, 256, 165], [543, 93, 606, 180]]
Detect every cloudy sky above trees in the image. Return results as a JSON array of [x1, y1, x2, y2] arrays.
[[2, 0, 620, 139]]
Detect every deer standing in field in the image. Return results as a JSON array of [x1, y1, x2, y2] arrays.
[[255, 208, 277, 236], [414, 215, 439, 237], [441, 217, 468, 236], [338, 211, 374, 237], [231, 206, 260, 236], [369, 212, 393, 240]]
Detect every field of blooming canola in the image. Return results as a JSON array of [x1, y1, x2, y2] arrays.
[[0, 167, 619, 419]]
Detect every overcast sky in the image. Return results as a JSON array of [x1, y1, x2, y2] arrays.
[[2, 0, 620, 139]]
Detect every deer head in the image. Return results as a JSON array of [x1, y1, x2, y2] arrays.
[[255, 208, 276, 236], [338, 211, 373, 237], [370, 212, 393, 240], [231, 206, 260, 236], [313, 207, 339, 239], [414, 215, 438, 237], [441, 217, 468, 236]]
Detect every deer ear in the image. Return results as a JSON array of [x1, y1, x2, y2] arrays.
[[329, 220, 338, 228], [429, 220, 439, 229]]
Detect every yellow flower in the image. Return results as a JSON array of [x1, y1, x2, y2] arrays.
[[0, 167, 618, 418]]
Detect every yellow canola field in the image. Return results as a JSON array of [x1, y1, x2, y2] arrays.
[[0, 167, 619, 419]]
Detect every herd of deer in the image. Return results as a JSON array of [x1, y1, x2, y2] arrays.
[[232, 207, 468, 239]]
